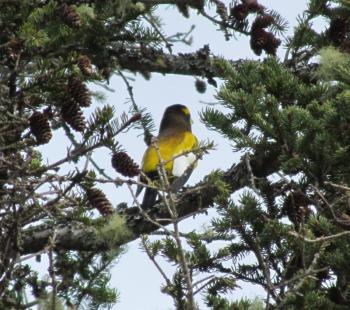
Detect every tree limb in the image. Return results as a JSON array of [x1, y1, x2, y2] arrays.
[[21, 145, 280, 254]]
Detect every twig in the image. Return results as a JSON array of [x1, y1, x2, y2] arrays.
[[311, 185, 350, 227], [15, 247, 50, 264], [117, 70, 153, 144], [144, 14, 173, 54], [193, 276, 216, 296], [324, 181, 350, 192], [245, 153, 259, 194], [152, 139, 196, 309], [140, 235, 172, 286], [275, 243, 327, 309], [35, 113, 139, 174], [152, 137, 175, 218], [273, 267, 328, 290], [289, 230, 350, 243], [47, 232, 57, 310], [127, 183, 171, 234]]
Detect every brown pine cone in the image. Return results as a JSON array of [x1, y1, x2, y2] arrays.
[[57, 3, 81, 28], [78, 55, 93, 76], [328, 16, 349, 46], [87, 188, 114, 216], [29, 111, 52, 144], [6, 39, 23, 62], [250, 27, 266, 55], [230, 0, 264, 21], [263, 33, 281, 55], [282, 191, 310, 227], [176, 3, 190, 18], [111, 152, 140, 177], [61, 102, 86, 132], [230, 4, 248, 20], [215, 1, 228, 23], [251, 27, 280, 56], [68, 77, 91, 107], [195, 79, 207, 93], [252, 14, 274, 29], [244, 0, 263, 11]]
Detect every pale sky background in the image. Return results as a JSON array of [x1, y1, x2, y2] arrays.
[[108, 2, 312, 310], [32, 1, 324, 309]]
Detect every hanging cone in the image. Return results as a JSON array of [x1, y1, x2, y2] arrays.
[[176, 3, 189, 18], [252, 14, 274, 29], [61, 102, 86, 132], [215, 1, 228, 22], [68, 76, 91, 107], [6, 39, 23, 62], [230, 0, 264, 21], [29, 111, 52, 144], [328, 16, 349, 46], [57, 3, 81, 28], [111, 151, 140, 177], [78, 55, 93, 77], [195, 78, 206, 93], [87, 188, 114, 216], [282, 191, 310, 227], [250, 15, 281, 56]]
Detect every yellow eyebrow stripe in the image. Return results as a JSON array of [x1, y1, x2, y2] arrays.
[[182, 107, 190, 116]]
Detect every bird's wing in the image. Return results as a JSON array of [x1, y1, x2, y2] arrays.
[[137, 132, 197, 208], [170, 133, 198, 191]]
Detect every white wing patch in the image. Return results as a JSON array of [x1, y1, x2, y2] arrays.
[[172, 152, 196, 177]]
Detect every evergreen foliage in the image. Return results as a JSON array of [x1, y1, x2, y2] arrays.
[[2, 0, 350, 309]]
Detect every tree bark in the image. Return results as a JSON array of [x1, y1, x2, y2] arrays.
[[21, 145, 280, 254]]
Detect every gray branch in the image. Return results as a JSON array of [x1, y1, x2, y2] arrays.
[[21, 145, 280, 254]]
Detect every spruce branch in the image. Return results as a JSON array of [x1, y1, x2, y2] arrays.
[[118, 70, 154, 145], [275, 243, 328, 309], [289, 231, 350, 244]]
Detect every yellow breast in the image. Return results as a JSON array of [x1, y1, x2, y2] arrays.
[[142, 131, 198, 175]]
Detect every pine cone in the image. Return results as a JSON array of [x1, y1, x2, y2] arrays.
[[111, 152, 140, 177], [230, 0, 264, 21], [68, 77, 91, 107], [251, 27, 280, 56], [263, 33, 281, 55], [195, 79, 207, 93], [282, 191, 310, 227], [328, 16, 349, 46], [230, 4, 248, 20], [100, 67, 112, 80], [57, 3, 81, 28], [340, 39, 350, 53], [6, 39, 23, 62], [78, 55, 93, 76], [128, 113, 142, 124], [253, 14, 274, 29], [250, 27, 266, 55], [176, 3, 190, 18], [61, 102, 86, 132], [87, 188, 114, 216], [215, 1, 228, 23], [244, 0, 264, 12], [29, 111, 52, 144]]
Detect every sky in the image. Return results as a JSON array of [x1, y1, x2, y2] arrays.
[[34, 1, 316, 309]]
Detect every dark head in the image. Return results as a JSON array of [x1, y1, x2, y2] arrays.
[[159, 104, 192, 135]]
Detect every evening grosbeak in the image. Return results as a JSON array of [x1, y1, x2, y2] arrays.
[[137, 104, 198, 209]]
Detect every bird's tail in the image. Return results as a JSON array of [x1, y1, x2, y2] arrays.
[[141, 187, 158, 209]]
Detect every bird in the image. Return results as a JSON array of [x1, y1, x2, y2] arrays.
[[138, 104, 198, 209]]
